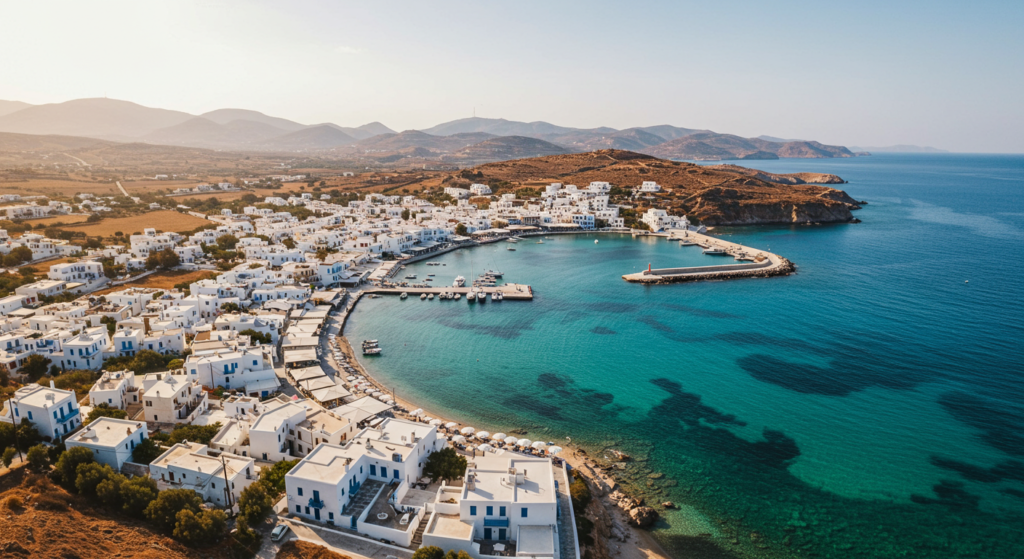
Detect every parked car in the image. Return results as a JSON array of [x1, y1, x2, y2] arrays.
[[271, 524, 290, 542]]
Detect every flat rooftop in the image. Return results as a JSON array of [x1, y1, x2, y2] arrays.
[[68, 417, 145, 447], [427, 513, 473, 539], [465, 456, 555, 505]]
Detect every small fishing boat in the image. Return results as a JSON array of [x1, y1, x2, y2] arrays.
[[400, 292, 408, 299], [467, 292, 476, 304], [405, 275, 417, 279], [507, 247, 516, 251], [536, 240, 544, 244], [428, 294, 434, 300], [420, 293, 427, 300], [486, 270, 503, 277], [679, 239, 697, 246], [493, 292, 503, 301], [703, 247, 728, 255], [454, 293, 461, 301], [477, 291, 487, 304], [363, 347, 382, 355], [594, 239, 599, 244], [453, 276, 466, 287]]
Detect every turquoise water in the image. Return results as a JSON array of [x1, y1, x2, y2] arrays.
[[347, 154, 1024, 558]]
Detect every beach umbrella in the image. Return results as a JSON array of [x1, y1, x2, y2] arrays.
[[423, 417, 434, 423], [365, 388, 375, 394], [478, 443, 494, 452], [531, 441, 547, 450], [504, 436, 518, 446], [444, 422, 459, 429], [492, 433, 507, 441], [452, 435, 467, 444], [476, 431, 491, 440], [372, 391, 382, 397], [411, 409, 425, 417], [378, 395, 389, 402], [429, 419, 442, 426], [517, 439, 532, 448], [546, 446, 563, 455], [346, 376, 356, 381], [460, 427, 476, 436]]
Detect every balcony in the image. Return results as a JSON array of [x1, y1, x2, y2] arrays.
[[58, 408, 80, 423]]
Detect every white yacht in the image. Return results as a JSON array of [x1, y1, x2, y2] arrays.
[[420, 293, 427, 300], [703, 247, 728, 255], [400, 292, 408, 299], [453, 276, 466, 287]]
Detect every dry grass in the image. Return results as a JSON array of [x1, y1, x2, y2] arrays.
[[22, 213, 92, 226], [276, 540, 351, 559], [92, 269, 217, 295], [16, 256, 79, 271], [0, 177, 120, 197], [62, 210, 211, 237]]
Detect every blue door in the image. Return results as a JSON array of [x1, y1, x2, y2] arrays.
[[314, 508, 320, 520], [499, 528, 507, 540], [484, 528, 492, 540]]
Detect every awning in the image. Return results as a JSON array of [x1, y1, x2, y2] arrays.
[[244, 377, 281, 394]]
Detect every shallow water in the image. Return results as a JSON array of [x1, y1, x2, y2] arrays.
[[347, 154, 1024, 558]]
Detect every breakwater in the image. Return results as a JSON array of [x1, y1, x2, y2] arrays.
[[622, 230, 794, 284]]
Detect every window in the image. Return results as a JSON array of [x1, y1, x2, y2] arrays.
[[521, 507, 528, 518], [297, 487, 303, 497], [487, 506, 493, 516], [500, 506, 506, 517], [380, 467, 387, 478], [27, 411, 32, 420], [470, 506, 477, 516], [370, 465, 376, 476], [394, 470, 399, 479], [296, 504, 301, 512]]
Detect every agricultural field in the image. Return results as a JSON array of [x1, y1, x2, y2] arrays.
[[62, 210, 212, 237], [0, 176, 121, 198], [22, 213, 92, 227], [92, 269, 217, 295]]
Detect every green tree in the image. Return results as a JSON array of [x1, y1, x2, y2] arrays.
[[20, 354, 51, 381], [131, 437, 162, 465], [100, 315, 118, 336], [237, 481, 274, 524], [86, 402, 128, 423], [259, 459, 299, 494], [26, 444, 49, 470], [2, 447, 17, 468], [6, 246, 33, 265], [570, 477, 591, 511], [145, 488, 204, 532], [220, 302, 242, 313], [131, 349, 167, 373], [281, 237, 296, 249], [412, 546, 445, 559], [422, 447, 467, 483], [455, 223, 468, 236], [120, 475, 158, 515], [231, 516, 263, 558], [239, 329, 271, 345], [167, 358, 184, 369], [97, 472, 127, 508], [173, 508, 227, 546], [146, 248, 180, 270], [167, 422, 222, 446], [401, 209, 411, 221], [445, 550, 472, 559], [216, 234, 239, 250], [86, 213, 102, 223], [76, 462, 116, 497], [53, 445, 95, 488]]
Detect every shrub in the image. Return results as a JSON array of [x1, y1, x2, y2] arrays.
[[167, 423, 222, 446], [96, 472, 127, 509], [86, 402, 128, 423], [5, 495, 23, 510], [259, 459, 298, 494], [173, 508, 227, 546], [131, 437, 162, 465], [570, 477, 591, 511], [412, 546, 445, 559], [33, 492, 69, 511], [75, 462, 116, 497], [120, 475, 158, 515], [26, 444, 49, 471], [145, 488, 204, 532], [53, 446, 94, 488], [237, 481, 274, 524], [422, 447, 467, 483], [2, 447, 16, 468]]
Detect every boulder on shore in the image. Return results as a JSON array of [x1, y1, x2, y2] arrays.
[[628, 506, 659, 529]]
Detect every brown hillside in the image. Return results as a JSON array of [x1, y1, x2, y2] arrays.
[[434, 150, 862, 226], [0, 467, 212, 558]]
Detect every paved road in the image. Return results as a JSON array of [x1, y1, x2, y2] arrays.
[[63, 153, 91, 167], [116, 180, 129, 197]]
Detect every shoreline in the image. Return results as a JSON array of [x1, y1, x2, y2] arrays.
[[334, 289, 674, 559]]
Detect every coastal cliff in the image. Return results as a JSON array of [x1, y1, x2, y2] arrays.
[[428, 150, 864, 227]]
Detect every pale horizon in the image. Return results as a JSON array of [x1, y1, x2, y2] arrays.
[[2, 0, 1022, 153]]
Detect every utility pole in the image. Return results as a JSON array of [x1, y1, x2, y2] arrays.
[[221, 455, 234, 509], [5, 395, 22, 461]]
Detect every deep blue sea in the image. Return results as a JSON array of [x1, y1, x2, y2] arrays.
[[347, 154, 1024, 558]]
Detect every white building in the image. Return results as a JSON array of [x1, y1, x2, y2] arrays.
[[65, 417, 148, 471], [59, 327, 110, 371], [469, 184, 492, 196], [638, 181, 662, 193], [88, 370, 139, 410], [149, 442, 257, 508], [48, 261, 105, 286], [0, 382, 83, 440], [142, 373, 209, 425]]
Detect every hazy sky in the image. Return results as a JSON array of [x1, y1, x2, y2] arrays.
[[2, 0, 1022, 152]]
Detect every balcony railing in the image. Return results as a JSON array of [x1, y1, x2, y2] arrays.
[[58, 408, 81, 423]]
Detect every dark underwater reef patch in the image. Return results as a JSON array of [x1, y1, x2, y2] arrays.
[[436, 317, 536, 340], [662, 303, 741, 319], [931, 456, 1024, 484], [714, 331, 824, 354], [1000, 488, 1024, 499], [911, 480, 981, 509], [938, 392, 1024, 457], [736, 354, 920, 396], [649, 378, 746, 427], [590, 326, 617, 335], [529, 373, 616, 417], [638, 315, 675, 333]]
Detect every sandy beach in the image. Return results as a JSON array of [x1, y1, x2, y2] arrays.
[[330, 299, 672, 559]]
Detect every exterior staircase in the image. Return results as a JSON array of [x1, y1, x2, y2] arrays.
[[411, 517, 427, 546]]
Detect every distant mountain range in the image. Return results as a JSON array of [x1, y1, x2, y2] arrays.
[[0, 97, 872, 163], [849, 145, 949, 153]]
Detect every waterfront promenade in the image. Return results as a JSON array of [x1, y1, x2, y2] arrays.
[[367, 283, 534, 300]]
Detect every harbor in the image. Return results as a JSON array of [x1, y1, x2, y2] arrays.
[[622, 229, 795, 283], [367, 283, 534, 300]]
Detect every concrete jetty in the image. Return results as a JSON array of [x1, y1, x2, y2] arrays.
[[622, 230, 794, 284], [368, 283, 534, 300]]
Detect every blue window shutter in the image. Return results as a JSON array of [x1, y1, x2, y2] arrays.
[[298, 487, 303, 496], [500, 506, 506, 517], [521, 507, 528, 518], [487, 506, 493, 516], [470, 506, 477, 516]]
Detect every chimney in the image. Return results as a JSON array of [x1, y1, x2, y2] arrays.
[[49, 380, 55, 389]]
